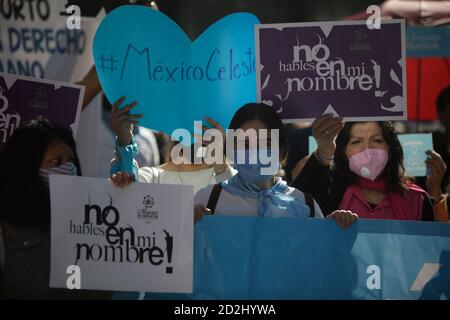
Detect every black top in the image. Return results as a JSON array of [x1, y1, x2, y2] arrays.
[[291, 155, 434, 221], [0, 221, 112, 299]]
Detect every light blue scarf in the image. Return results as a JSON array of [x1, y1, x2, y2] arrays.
[[221, 174, 311, 218]]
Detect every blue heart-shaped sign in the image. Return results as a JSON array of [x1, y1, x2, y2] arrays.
[[93, 6, 260, 138]]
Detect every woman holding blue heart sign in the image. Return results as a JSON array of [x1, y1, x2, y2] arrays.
[[108, 97, 236, 195]]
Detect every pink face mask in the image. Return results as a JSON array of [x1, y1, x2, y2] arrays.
[[348, 148, 389, 181]]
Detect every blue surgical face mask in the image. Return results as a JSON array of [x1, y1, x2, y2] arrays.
[[233, 149, 280, 184], [39, 161, 78, 187]]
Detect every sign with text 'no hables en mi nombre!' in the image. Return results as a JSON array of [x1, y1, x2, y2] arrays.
[[256, 20, 407, 122], [49, 176, 194, 293]]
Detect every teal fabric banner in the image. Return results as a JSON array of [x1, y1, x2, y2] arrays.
[[116, 217, 450, 300]]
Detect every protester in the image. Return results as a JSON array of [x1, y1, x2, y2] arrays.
[[194, 103, 358, 229], [292, 115, 439, 221], [426, 150, 449, 222], [0, 118, 108, 299], [412, 85, 450, 196]]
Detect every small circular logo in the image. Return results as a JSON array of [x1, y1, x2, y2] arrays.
[[143, 195, 155, 209]]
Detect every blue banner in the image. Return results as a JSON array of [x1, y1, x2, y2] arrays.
[[117, 217, 450, 300]]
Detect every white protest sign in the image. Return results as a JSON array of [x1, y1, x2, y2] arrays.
[[49, 175, 193, 293], [0, 0, 103, 82]]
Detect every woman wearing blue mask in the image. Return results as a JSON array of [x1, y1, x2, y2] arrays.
[[0, 117, 106, 299], [194, 103, 358, 228]]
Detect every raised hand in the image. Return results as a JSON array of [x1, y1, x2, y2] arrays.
[[108, 96, 143, 146]]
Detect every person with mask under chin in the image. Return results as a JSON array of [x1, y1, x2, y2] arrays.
[[194, 103, 358, 229], [291, 115, 443, 221], [0, 117, 109, 299]]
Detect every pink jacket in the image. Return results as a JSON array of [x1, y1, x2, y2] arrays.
[[338, 184, 426, 221]]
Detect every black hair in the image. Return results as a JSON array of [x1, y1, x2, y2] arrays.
[[0, 117, 81, 228], [228, 103, 287, 160], [436, 85, 450, 114], [333, 121, 412, 193]]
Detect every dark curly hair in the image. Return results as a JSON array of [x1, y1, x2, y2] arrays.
[[333, 121, 412, 194], [0, 117, 81, 228]]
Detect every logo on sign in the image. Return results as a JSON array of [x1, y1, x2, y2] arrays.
[[138, 195, 159, 223], [350, 28, 372, 52]]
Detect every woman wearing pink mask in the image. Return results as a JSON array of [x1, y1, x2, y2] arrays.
[[292, 115, 438, 221]]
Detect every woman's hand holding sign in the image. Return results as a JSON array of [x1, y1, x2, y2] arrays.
[[194, 204, 211, 224], [111, 172, 134, 188], [108, 96, 143, 146], [108, 96, 143, 189], [327, 210, 359, 229]]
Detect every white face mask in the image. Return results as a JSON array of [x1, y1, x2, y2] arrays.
[[39, 161, 78, 186]]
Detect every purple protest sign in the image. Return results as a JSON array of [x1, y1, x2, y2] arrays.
[[0, 72, 84, 154], [256, 20, 407, 122]]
